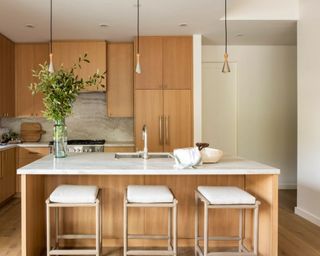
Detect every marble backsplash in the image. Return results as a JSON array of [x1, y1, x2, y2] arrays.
[[0, 93, 134, 142]]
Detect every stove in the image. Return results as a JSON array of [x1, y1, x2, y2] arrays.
[[49, 139, 105, 153]]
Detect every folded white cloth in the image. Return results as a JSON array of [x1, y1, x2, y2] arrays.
[[173, 147, 202, 169]]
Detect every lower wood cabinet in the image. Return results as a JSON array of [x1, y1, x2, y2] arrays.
[[16, 147, 50, 192], [135, 90, 193, 152], [0, 148, 16, 204]]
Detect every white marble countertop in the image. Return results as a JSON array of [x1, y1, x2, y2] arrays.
[[17, 153, 280, 175]]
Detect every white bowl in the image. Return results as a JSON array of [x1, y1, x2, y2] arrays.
[[200, 148, 223, 163]]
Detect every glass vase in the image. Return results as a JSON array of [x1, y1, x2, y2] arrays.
[[53, 119, 67, 158]]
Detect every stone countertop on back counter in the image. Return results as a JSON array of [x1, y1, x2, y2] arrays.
[[17, 153, 280, 175]]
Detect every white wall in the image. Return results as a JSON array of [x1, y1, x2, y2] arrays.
[[295, 0, 320, 226], [202, 45, 297, 188]]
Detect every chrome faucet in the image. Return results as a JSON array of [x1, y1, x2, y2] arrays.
[[142, 124, 148, 159]]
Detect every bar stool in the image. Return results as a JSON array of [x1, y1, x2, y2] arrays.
[[124, 185, 178, 256], [46, 185, 102, 256], [195, 186, 260, 256]]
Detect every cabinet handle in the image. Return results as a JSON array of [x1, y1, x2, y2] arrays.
[[159, 116, 163, 145], [165, 116, 170, 145]]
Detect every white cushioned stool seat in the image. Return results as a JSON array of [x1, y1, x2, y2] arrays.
[[198, 186, 256, 205], [49, 185, 99, 204], [127, 185, 174, 203]]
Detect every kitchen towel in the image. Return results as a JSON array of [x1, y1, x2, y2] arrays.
[[173, 147, 202, 169]]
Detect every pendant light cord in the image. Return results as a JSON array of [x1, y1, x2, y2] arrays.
[[225, 0, 227, 54], [137, 0, 140, 54], [50, 0, 53, 54]]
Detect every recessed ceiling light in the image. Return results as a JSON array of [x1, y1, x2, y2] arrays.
[[235, 33, 244, 37], [179, 23, 188, 27], [25, 24, 35, 29], [99, 23, 111, 28]]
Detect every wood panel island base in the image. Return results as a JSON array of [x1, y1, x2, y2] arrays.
[[18, 153, 279, 256]]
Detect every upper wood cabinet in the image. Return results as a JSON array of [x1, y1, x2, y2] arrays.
[[52, 41, 106, 92], [15, 43, 48, 117], [134, 37, 163, 90], [134, 36, 192, 90], [0, 34, 15, 117], [163, 37, 193, 90], [107, 43, 133, 117]]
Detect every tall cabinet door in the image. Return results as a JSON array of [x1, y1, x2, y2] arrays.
[[135, 90, 164, 152], [134, 37, 163, 90], [163, 37, 193, 90], [163, 90, 193, 152], [15, 43, 48, 117]]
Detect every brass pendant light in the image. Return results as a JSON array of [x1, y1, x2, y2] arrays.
[[222, 0, 231, 73], [48, 0, 54, 73], [135, 0, 141, 74]]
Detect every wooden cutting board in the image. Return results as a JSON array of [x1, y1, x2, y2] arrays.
[[20, 122, 46, 142]]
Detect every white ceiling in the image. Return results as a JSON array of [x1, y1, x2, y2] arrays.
[[0, 0, 298, 45]]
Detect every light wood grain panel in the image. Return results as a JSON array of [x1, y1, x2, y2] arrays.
[[163, 37, 193, 90], [245, 175, 278, 256], [163, 90, 193, 152], [52, 41, 106, 92], [0, 34, 15, 117], [16, 147, 50, 193], [15, 43, 48, 117], [134, 90, 164, 152], [107, 43, 134, 117], [0, 148, 16, 204], [134, 37, 163, 90], [21, 174, 45, 256]]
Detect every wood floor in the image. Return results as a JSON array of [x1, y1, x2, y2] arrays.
[[1, 190, 320, 256]]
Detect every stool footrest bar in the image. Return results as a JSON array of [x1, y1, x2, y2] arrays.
[[128, 234, 170, 240], [49, 249, 98, 255], [57, 234, 96, 240], [126, 250, 175, 256]]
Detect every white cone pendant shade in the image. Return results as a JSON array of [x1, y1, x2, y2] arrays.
[[48, 53, 54, 73], [222, 53, 230, 73], [135, 53, 141, 74]]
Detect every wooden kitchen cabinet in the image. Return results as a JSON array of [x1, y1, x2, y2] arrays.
[[52, 41, 106, 92], [16, 147, 50, 193], [0, 148, 16, 204], [0, 34, 15, 117], [15, 43, 49, 117], [135, 90, 164, 152], [134, 36, 192, 90], [135, 90, 193, 152], [134, 37, 163, 90], [163, 90, 193, 151], [107, 43, 134, 117], [162, 37, 193, 90]]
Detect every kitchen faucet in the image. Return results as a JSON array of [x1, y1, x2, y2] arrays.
[[142, 124, 148, 159]]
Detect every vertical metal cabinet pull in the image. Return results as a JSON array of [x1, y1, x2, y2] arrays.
[[159, 116, 164, 145], [165, 116, 170, 145]]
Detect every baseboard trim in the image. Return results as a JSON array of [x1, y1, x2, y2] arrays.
[[295, 206, 320, 227], [279, 184, 297, 190]]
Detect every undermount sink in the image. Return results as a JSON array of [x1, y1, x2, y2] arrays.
[[115, 152, 174, 159]]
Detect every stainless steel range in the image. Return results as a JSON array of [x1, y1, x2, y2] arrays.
[[49, 140, 105, 153]]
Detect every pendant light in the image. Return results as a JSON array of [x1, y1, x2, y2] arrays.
[[48, 0, 54, 73], [135, 0, 141, 74], [222, 0, 231, 73]]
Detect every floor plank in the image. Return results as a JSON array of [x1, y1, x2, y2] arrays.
[[1, 190, 320, 256]]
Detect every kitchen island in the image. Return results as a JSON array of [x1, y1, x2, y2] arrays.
[[18, 153, 279, 256]]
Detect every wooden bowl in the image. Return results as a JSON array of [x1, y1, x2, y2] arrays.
[[200, 148, 223, 163]]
